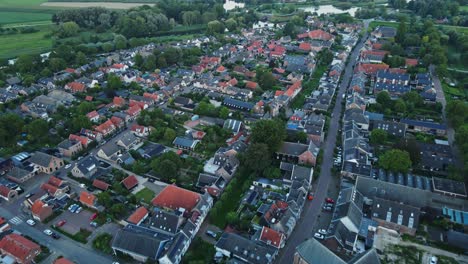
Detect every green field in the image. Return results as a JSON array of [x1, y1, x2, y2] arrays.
[[0, 11, 51, 24], [0, 0, 47, 7], [460, 5, 468, 11], [370, 20, 468, 34], [0, 25, 52, 59]]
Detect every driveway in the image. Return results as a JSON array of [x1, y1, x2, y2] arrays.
[[276, 31, 369, 264]]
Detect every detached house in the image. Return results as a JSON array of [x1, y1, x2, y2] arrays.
[[57, 139, 83, 158], [65, 82, 86, 93], [276, 141, 319, 166], [80, 191, 97, 209], [31, 200, 53, 222], [28, 152, 64, 174], [86, 110, 100, 122]]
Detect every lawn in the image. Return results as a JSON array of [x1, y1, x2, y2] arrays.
[[0, 25, 52, 59], [135, 188, 155, 204], [0, 11, 51, 24], [369, 20, 468, 34]]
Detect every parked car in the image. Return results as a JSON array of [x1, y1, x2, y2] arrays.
[[43, 229, 53, 236], [90, 221, 98, 227], [307, 193, 314, 201], [75, 207, 82, 214], [314, 233, 324, 240], [65, 164, 72, 169], [318, 229, 327, 235], [430, 256, 438, 264], [325, 198, 335, 204], [322, 205, 333, 211], [69, 204, 78, 213], [26, 219, 36, 226], [51, 233, 60, 239], [206, 230, 217, 238], [56, 220, 66, 227], [90, 213, 98, 221]]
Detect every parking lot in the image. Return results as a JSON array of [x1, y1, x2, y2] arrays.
[[55, 209, 96, 235]]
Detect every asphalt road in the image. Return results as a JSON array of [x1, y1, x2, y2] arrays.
[[0, 207, 114, 264], [276, 32, 369, 264]]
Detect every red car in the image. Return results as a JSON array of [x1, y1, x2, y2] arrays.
[[90, 213, 98, 221], [307, 192, 314, 200], [325, 198, 335, 204], [56, 220, 66, 227]]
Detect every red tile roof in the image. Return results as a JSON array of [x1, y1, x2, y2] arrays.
[[259, 226, 285, 249], [0, 234, 40, 264], [405, 58, 418, 67], [113, 96, 126, 107], [65, 68, 75, 73], [143, 92, 158, 101], [152, 185, 200, 212], [41, 183, 58, 196], [66, 82, 85, 93], [0, 185, 12, 197], [127, 105, 141, 117], [92, 179, 110, 191], [54, 257, 74, 264], [85, 96, 93, 101], [86, 110, 99, 119], [69, 134, 90, 147], [356, 63, 389, 75], [110, 116, 124, 127], [301, 29, 333, 41], [127, 207, 148, 224], [95, 119, 115, 135], [216, 65, 226, 72], [299, 42, 312, 51], [80, 191, 96, 207], [31, 200, 52, 221], [121, 175, 138, 190], [245, 81, 258, 90]]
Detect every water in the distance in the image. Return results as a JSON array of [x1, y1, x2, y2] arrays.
[[299, 4, 359, 17], [224, 0, 245, 11]]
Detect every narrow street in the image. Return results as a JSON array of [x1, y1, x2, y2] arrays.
[[276, 30, 369, 264], [0, 206, 114, 264]]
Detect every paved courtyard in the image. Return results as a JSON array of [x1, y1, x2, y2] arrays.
[[56, 210, 96, 235]]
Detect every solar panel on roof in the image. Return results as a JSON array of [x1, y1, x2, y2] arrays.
[[388, 172, 395, 184], [455, 211, 461, 223], [397, 173, 404, 185], [425, 178, 432, 190], [407, 174, 414, 188], [415, 176, 423, 189]]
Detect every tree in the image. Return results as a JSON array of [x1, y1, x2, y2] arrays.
[[70, 116, 92, 132], [75, 52, 87, 65], [393, 99, 407, 114], [226, 212, 239, 226], [182, 11, 200, 26], [257, 70, 276, 90], [57, 21, 79, 37], [102, 42, 114, 52], [27, 119, 49, 143], [225, 18, 238, 32], [394, 138, 421, 165], [107, 74, 122, 90], [376, 91, 392, 109], [296, 131, 308, 143], [379, 149, 412, 173], [155, 160, 177, 181], [206, 20, 225, 35], [395, 17, 407, 44], [218, 107, 230, 119], [163, 128, 176, 142], [134, 53, 143, 68], [96, 191, 112, 208], [77, 102, 95, 115], [283, 22, 295, 37], [251, 120, 286, 153], [242, 143, 272, 173], [370, 129, 388, 145], [114, 34, 128, 50], [446, 100, 468, 129], [110, 204, 126, 218], [48, 58, 66, 72]]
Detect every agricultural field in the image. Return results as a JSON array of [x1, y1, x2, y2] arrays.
[[41, 2, 154, 9], [0, 11, 52, 24], [0, 25, 52, 59]]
